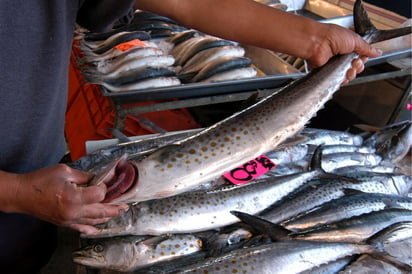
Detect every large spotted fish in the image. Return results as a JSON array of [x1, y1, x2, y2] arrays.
[[91, 0, 412, 204]]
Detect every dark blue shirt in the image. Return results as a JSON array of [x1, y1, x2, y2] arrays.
[[0, 1, 134, 272]]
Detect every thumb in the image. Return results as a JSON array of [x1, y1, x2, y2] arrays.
[[355, 38, 382, 58]]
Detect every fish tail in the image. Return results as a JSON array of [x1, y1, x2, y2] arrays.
[[363, 225, 412, 272], [354, 0, 411, 43]]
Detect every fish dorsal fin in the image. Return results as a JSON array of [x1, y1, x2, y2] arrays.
[[230, 210, 291, 241]]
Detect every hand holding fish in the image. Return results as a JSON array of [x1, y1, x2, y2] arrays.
[[135, 0, 382, 82], [307, 22, 381, 83], [0, 165, 128, 235]]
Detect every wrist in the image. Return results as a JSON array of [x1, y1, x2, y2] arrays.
[[0, 171, 26, 213]]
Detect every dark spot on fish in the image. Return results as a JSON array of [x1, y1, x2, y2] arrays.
[[189, 149, 196, 154], [201, 146, 208, 152]]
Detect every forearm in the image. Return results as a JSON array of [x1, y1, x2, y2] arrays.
[[134, 0, 327, 60], [0, 170, 23, 213]]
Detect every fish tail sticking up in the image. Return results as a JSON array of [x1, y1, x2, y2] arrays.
[[354, 0, 412, 43]]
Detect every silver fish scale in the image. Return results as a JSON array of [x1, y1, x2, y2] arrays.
[[294, 209, 412, 243], [96, 173, 316, 236], [262, 179, 398, 224], [284, 193, 412, 230], [176, 240, 373, 274]]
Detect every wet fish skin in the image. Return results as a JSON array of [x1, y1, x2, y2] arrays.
[[283, 191, 412, 230], [86, 67, 177, 86], [72, 234, 202, 272], [299, 256, 356, 274], [99, 76, 181, 93], [83, 55, 175, 80], [174, 37, 237, 66], [199, 67, 257, 83], [91, 31, 152, 55], [180, 45, 246, 74], [93, 47, 169, 73], [300, 128, 364, 146], [259, 176, 406, 224], [333, 171, 412, 196], [291, 208, 412, 243], [174, 240, 384, 274], [191, 56, 252, 82], [92, 0, 412, 204], [166, 30, 201, 46], [88, 169, 323, 237], [319, 152, 382, 172]]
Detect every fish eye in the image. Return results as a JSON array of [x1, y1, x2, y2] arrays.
[[93, 243, 105, 253]]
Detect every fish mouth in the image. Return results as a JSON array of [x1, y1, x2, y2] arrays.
[[90, 154, 138, 203]]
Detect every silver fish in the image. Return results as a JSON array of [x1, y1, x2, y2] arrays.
[[93, 47, 174, 74], [72, 234, 203, 272], [88, 169, 323, 237], [90, 0, 412, 204], [98, 76, 181, 93], [283, 191, 412, 230], [180, 45, 246, 75], [259, 175, 408, 224], [83, 55, 175, 79], [199, 67, 257, 83], [174, 239, 399, 274], [291, 208, 412, 243]]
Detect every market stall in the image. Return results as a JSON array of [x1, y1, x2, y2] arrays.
[[47, 0, 412, 273]]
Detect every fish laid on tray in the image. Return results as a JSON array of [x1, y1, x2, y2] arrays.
[[72, 1, 412, 273]]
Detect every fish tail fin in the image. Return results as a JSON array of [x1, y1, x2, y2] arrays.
[[354, 0, 412, 44], [363, 223, 412, 272]]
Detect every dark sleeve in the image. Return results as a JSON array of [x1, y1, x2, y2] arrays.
[[76, 0, 135, 32]]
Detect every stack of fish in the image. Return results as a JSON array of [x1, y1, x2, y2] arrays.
[[75, 11, 189, 93], [70, 1, 412, 272], [71, 121, 412, 273], [74, 8, 272, 93], [168, 31, 257, 83]]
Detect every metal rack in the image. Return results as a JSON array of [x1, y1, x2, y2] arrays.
[[94, 1, 411, 131]]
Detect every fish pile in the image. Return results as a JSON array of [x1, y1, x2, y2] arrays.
[[168, 31, 257, 84], [72, 121, 412, 273], [71, 1, 412, 272], [75, 9, 263, 93]]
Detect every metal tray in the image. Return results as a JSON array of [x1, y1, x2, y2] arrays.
[[101, 44, 304, 104], [100, 1, 411, 104]]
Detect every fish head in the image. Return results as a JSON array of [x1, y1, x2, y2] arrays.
[[86, 206, 138, 238], [88, 154, 139, 204], [72, 237, 137, 271]]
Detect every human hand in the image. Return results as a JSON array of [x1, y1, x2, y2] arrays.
[[306, 23, 382, 83], [11, 164, 128, 235]]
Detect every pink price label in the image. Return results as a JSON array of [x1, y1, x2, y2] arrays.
[[223, 155, 276, 185]]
